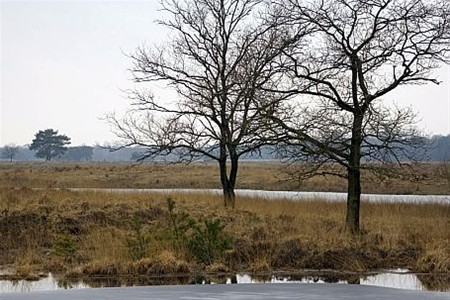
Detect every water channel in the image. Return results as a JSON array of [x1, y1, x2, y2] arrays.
[[69, 188, 450, 204], [1, 270, 449, 294]]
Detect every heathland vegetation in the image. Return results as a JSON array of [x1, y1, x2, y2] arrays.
[[0, 0, 449, 290], [0, 161, 449, 194], [0, 162, 449, 290]]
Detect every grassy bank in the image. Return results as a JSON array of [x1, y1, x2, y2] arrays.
[[0, 161, 449, 194], [1, 187, 448, 283]]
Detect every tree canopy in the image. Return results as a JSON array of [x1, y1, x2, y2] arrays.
[[29, 129, 71, 161], [109, 0, 304, 207], [267, 0, 450, 232], [109, 0, 448, 231]]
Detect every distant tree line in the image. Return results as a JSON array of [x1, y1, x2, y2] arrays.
[[0, 144, 19, 162], [1, 134, 450, 162], [429, 135, 450, 161]]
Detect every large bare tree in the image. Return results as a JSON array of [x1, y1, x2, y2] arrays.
[[109, 0, 302, 207], [268, 0, 449, 233]]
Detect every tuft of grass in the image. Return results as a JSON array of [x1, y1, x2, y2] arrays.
[[249, 257, 272, 274], [147, 251, 191, 275], [416, 242, 450, 273], [126, 214, 152, 260], [80, 260, 125, 277]]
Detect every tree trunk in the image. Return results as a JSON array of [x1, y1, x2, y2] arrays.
[[345, 114, 363, 234], [227, 151, 239, 209], [223, 185, 236, 208], [218, 146, 238, 208], [219, 158, 236, 208], [345, 165, 361, 234]]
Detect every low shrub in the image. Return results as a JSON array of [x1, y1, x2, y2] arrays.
[[126, 214, 152, 260], [187, 218, 231, 265], [53, 234, 78, 263]]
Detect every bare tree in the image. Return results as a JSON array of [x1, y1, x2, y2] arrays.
[[108, 0, 303, 207], [268, 0, 450, 233], [1, 144, 19, 162]]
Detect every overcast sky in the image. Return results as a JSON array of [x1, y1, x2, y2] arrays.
[[1, 0, 449, 147]]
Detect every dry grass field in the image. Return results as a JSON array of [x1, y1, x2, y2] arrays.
[[0, 161, 449, 194], [0, 161, 449, 290], [0, 187, 448, 285]]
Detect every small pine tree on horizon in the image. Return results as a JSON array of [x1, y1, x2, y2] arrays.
[[29, 129, 71, 161]]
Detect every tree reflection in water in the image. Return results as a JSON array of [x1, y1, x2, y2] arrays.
[[1, 271, 449, 293]]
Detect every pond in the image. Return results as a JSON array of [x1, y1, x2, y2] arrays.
[[1, 270, 448, 294]]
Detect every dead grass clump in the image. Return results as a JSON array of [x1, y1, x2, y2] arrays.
[[81, 261, 125, 277], [79, 210, 111, 225], [205, 263, 230, 273], [12, 249, 47, 278], [385, 244, 422, 268], [224, 236, 276, 272], [131, 258, 153, 275], [1, 189, 20, 207], [416, 243, 450, 273], [249, 257, 271, 274], [80, 227, 129, 264], [54, 216, 86, 235], [272, 239, 306, 269], [0, 212, 53, 264], [147, 251, 190, 275], [417, 274, 450, 292], [224, 237, 254, 270]]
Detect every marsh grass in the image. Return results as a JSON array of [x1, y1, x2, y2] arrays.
[[0, 187, 448, 281], [1, 161, 449, 194]]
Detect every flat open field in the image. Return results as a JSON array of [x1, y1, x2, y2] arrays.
[[0, 162, 449, 291], [0, 161, 449, 194]]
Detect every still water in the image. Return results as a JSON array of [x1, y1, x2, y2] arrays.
[[70, 188, 450, 204], [1, 270, 448, 294]]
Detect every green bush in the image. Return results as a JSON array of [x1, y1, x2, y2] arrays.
[[53, 234, 77, 262], [187, 218, 231, 265], [167, 197, 196, 249], [166, 198, 231, 265]]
